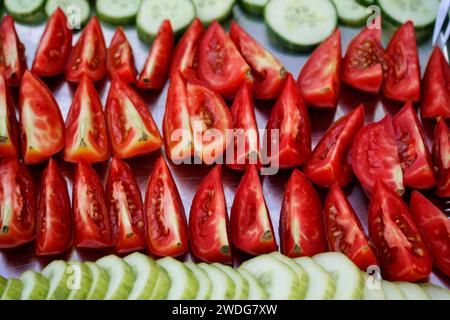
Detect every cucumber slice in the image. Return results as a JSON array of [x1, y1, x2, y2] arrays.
[[136, 0, 196, 43], [66, 261, 93, 300], [123, 252, 160, 300], [381, 281, 406, 300], [239, 0, 268, 16], [264, 0, 338, 51], [85, 262, 110, 300], [96, 255, 135, 300], [361, 272, 386, 300], [313, 252, 363, 300], [0, 278, 22, 300], [157, 257, 199, 300], [192, 0, 235, 24], [185, 261, 212, 300], [0, 276, 6, 297], [19, 271, 49, 300], [212, 263, 249, 300], [149, 266, 170, 300], [293, 257, 336, 300], [331, 0, 369, 26], [5, 0, 46, 24], [45, 0, 91, 28], [238, 269, 269, 300], [376, 0, 439, 30], [269, 252, 308, 299], [421, 284, 450, 300], [96, 0, 141, 25], [356, 0, 374, 5], [197, 263, 235, 300], [395, 282, 431, 300], [42, 260, 71, 300], [239, 254, 303, 300]]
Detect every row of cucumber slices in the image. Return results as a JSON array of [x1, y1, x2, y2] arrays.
[[1, 252, 449, 300]]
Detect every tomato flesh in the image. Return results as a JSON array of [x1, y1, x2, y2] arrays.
[[0, 70, 19, 157], [0, 16, 26, 86], [433, 118, 450, 197], [107, 27, 137, 84]]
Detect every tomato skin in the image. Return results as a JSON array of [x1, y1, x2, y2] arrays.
[[65, 17, 107, 83], [36, 158, 72, 256], [280, 169, 326, 258], [137, 20, 174, 90], [32, 8, 72, 77], [189, 165, 233, 264], [231, 165, 277, 255], [0, 16, 26, 86], [369, 180, 432, 282], [437, 168, 450, 197], [393, 102, 436, 189], [107, 27, 137, 84], [229, 21, 285, 100], [304, 105, 364, 188], [265, 73, 311, 168], [432, 118, 450, 197], [0, 69, 19, 157], [297, 29, 341, 108], [324, 183, 378, 270], [144, 156, 189, 257], [198, 21, 252, 99], [106, 157, 146, 253]]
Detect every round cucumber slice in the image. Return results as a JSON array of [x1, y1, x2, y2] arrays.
[[293, 257, 336, 300], [421, 284, 450, 300], [356, 0, 374, 5], [198, 263, 235, 300], [192, 0, 235, 24], [85, 262, 110, 300], [213, 263, 249, 300], [67, 261, 93, 300], [149, 266, 170, 300], [361, 272, 386, 300], [270, 252, 308, 299], [239, 0, 268, 16], [381, 281, 406, 300], [123, 252, 160, 300], [45, 0, 91, 28], [1, 278, 22, 300], [0, 276, 6, 297], [96, 0, 142, 25], [41, 260, 71, 300], [331, 0, 369, 26], [96, 255, 135, 300], [5, 0, 46, 24], [157, 257, 199, 300], [185, 261, 212, 300], [238, 269, 269, 300], [19, 271, 49, 300], [395, 282, 431, 300]]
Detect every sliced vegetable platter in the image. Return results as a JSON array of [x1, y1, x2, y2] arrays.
[[0, 0, 449, 298]]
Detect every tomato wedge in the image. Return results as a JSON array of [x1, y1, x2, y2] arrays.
[[324, 183, 378, 271], [368, 180, 432, 282], [437, 169, 450, 197], [107, 27, 137, 84], [19, 71, 65, 165], [433, 118, 450, 197], [106, 157, 146, 253], [0, 16, 26, 86], [105, 78, 162, 159], [137, 20, 174, 90], [383, 21, 420, 102], [229, 21, 285, 100], [65, 17, 106, 82], [187, 80, 233, 164], [198, 21, 252, 99], [231, 165, 277, 255], [144, 156, 189, 257], [304, 105, 364, 188], [189, 165, 232, 264], [0, 157, 36, 248], [342, 26, 385, 94], [280, 169, 326, 258], [36, 158, 71, 256], [351, 115, 404, 196], [0, 69, 19, 157], [393, 102, 436, 189], [73, 160, 112, 248], [421, 47, 450, 119], [297, 29, 341, 108], [265, 73, 311, 168], [410, 191, 450, 277], [64, 75, 109, 163], [32, 8, 72, 77]]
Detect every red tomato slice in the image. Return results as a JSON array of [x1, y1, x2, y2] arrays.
[[0, 16, 26, 86], [65, 17, 106, 83], [229, 21, 286, 100], [31, 8, 72, 77], [170, 18, 203, 81], [189, 165, 232, 264], [198, 21, 252, 99], [226, 81, 260, 171], [393, 102, 436, 189], [383, 21, 420, 102], [297, 29, 342, 108], [410, 191, 450, 277], [137, 20, 174, 90], [0, 70, 19, 157], [144, 156, 189, 257], [106, 157, 146, 253], [19, 71, 65, 164], [351, 115, 404, 196], [324, 183, 378, 270], [106, 27, 137, 84], [368, 180, 432, 281], [342, 26, 385, 94], [265, 73, 311, 168], [437, 168, 450, 197], [73, 160, 112, 248], [187, 80, 233, 164], [105, 78, 162, 159], [304, 105, 364, 188], [0, 157, 36, 248], [421, 47, 450, 119], [280, 169, 327, 258], [36, 158, 72, 256], [432, 118, 450, 197], [64, 76, 109, 163], [231, 165, 277, 255]]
